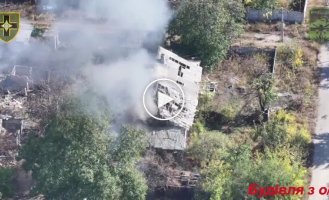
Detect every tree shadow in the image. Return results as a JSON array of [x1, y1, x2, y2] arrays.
[[317, 66, 329, 89], [312, 132, 329, 169]]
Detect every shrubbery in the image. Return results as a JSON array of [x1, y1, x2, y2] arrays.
[[189, 109, 310, 199], [244, 0, 279, 10], [256, 110, 311, 151], [0, 167, 15, 198], [190, 131, 307, 199]]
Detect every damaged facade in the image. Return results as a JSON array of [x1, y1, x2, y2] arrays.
[[0, 65, 40, 167], [0, 65, 33, 95], [148, 47, 202, 151], [0, 96, 25, 167]]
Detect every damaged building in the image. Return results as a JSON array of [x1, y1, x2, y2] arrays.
[[0, 64, 42, 167], [0, 65, 33, 95], [147, 47, 202, 151], [149, 128, 187, 150], [0, 99, 25, 167]]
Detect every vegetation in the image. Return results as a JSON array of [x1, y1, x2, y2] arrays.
[[244, 0, 279, 10], [168, 0, 245, 69], [252, 73, 277, 115], [244, 0, 306, 11], [19, 98, 147, 200], [31, 27, 45, 38], [255, 110, 311, 153], [276, 43, 317, 112], [309, 8, 329, 42], [189, 118, 308, 200], [193, 42, 315, 200], [0, 167, 15, 198], [198, 53, 273, 129]]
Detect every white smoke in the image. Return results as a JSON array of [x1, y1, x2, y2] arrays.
[[79, 0, 170, 32], [0, 0, 171, 126], [67, 0, 171, 124]]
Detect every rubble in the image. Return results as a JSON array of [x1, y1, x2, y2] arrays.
[[165, 169, 200, 188], [0, 95, 26, 167], [0, 65, 39, 167]]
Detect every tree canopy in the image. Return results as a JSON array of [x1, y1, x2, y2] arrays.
[[0, 167, 15, 198], [168, 0, 245, 69], [244, 0, 279, 10], [189, 128, 307, 200], [19, 98, 147, 200]]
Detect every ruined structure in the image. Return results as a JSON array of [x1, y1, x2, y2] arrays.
[[0, 65, 33, 95], [0, 114, 25, 167], [149, 128, 187, 150], [1, 118, 23, 146], [148, 47, 202, 151], [0, 65, 33, 167], [43, 30, 60, 50], [155, 47, 202, 128]]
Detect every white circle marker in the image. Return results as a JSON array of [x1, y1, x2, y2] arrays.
[[143, 78, 185, 121]]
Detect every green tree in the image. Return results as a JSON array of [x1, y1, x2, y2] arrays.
[[110, 126, 147, 164], [191, 131, 307, 200], [255, 110, 311, 153], [230, 147, 307, 200], [244, 0, 279, 10], [116, 165, 148, 200], [188, 131, 232, 165], [252, 73, 277, 114], [110, 126, 148, 200], [169, 0, 245, 69], [19, 98, 147, 200], [190, 131, 234, 200], [0, 167, 15, 198], [198, 160, 232, 200]]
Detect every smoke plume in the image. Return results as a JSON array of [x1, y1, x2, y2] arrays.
[[0, 0, 171, 127]]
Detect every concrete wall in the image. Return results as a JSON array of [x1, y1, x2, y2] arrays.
[[246, 8, 306, 24]]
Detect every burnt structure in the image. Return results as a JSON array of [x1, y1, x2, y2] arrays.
[[148, 47, 202, 151]]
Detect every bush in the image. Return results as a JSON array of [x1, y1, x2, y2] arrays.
[[0, 167, 15, 198], [277, 44, 304, 70], [244, 0, 279, 10], [230, 147, 307, 200], [221, 103, 239, 122], [188, 131, 233, 165], [31, 27, 45, 38], [196, 142, 307, 200], [256, 110, 311, 151]]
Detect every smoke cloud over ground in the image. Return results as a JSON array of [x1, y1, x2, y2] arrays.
[[0, 0, 171, 126]]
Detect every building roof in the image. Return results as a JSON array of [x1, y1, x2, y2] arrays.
[[154, 47, 203, 129], [149, 128, 187, 150]]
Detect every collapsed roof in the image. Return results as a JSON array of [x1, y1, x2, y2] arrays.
[[154, 47, 202, 129], [148, 47, 203, 150]]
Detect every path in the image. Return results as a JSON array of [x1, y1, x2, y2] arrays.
[[310, 43, 329, 200]]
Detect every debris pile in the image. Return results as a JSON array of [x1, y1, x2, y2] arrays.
[[0, 66, 37, 167]]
